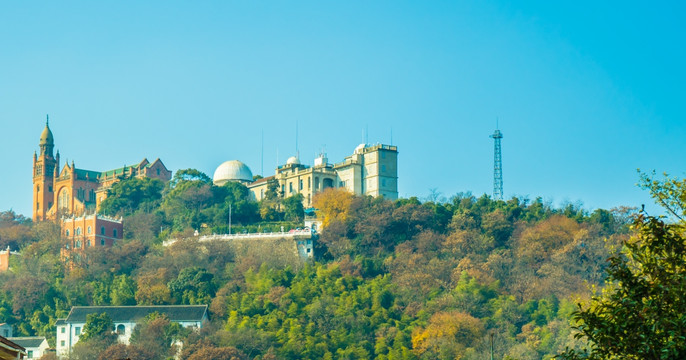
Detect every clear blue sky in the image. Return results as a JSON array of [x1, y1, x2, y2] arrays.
[[1, 1, 684, 217]]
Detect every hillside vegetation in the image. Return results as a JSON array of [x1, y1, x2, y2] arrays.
[[0, 170, 635, 359]]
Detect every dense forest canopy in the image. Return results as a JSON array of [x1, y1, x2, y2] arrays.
[[0, 169, 655, 359]]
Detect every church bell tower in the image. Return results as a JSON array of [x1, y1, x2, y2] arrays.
[[33, 116, 58, 221]]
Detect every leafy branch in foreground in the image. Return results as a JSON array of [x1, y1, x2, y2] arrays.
[[638, 171, 686, 221], [558, 215, 686, 360]]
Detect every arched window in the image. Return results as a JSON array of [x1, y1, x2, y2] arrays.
[[65, 229, 70, 237], [76, 227, 82, 236], [116, 324, 125, 335], [86, 240, 91, 247], [36, 185, 40, 192], [100, 239, 105, 246], [58, 189, 69, 209], [87, 226, 92, 234], [75, 240, 81, 248]]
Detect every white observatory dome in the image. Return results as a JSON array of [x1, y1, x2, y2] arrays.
[[354, 143, 366, 154], [213, 160, 253, 185], [286, 156, 301, 165]]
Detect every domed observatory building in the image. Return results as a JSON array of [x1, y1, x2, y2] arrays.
[[213, 160, 254, 186], [212, 143, 398, 209]]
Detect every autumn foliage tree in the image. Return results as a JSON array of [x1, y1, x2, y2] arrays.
[[313, 188, 354, 227]]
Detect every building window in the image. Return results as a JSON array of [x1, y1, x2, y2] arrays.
[[157, 168, 161, 176], [49, 185, 53, 192], [308, 178, 311, 189], [289, 182, 293, 193], [299, 180, 303, 190], [37, 185, 40, 192], [88, 226, 92, 234], [86, 240, 91, 247], [65, 229, 70, 237], [75, 327, 81, 335], [117, 324, 126, 335], [314, 177, 320, 190], [101, 239, 105, 246], [281, 185, 285, 194], [101, 226, 106, 235], [36, 202, 39, 210], [75, 240, 81, 248], [58, 189, 69, 209], [113, 229, 118, 238], [61, 340, 65, 347], [28, 350, 33, 358], [260, 189, 264, 199], [76, 227, 82, 236], [61, 327, 66, 334]]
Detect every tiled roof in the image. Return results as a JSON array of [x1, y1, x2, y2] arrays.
[[65, 305, 208, 323], [101, 164, 138, 178], [249, 175, 275, 186], [0, 335, 25, 352], [74, 168, 102, 181], [7, 337, 45, 349], [55, 319, 66, 326]]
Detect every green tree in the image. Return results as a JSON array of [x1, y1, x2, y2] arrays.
[[283, 194, 304, 222], [98, 177, 164, 216], [110, 274, 137, 306], [639, 171, 686, 220], [558, 215, 686, 360], [168, 168, 212, 188], [80, 312, 115, 342], [168, 267, 216, 304]]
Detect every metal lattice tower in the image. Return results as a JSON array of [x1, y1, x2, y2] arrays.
[[490, 129, 503, 200]]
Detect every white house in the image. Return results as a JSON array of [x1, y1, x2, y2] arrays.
[[0, 323, 12, 338], [7, 337, 49, 359], [55, 305, 208, 358]]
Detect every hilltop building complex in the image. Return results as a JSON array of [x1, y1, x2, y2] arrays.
[[32, 119, 171, 261], [213, 143, 398, 207], [33, 120, 171, 222]]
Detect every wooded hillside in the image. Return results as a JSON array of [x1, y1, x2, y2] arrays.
[[0, 171, 635, 359]]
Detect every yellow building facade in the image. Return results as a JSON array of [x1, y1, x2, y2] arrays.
[[214, 143, 398, 208]]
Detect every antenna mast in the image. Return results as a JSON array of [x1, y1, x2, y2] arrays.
[[295, 121, 299, 159], [490, 126, 504, 200]]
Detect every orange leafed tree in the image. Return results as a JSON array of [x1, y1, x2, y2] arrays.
[[312, 188, 355, 227], [412, 310, 485, 357]]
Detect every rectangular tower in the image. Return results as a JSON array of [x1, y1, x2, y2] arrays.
[[33, 121, 58, 221]]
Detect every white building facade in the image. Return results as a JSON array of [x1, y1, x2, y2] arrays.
[[8, 337, 49, 359], [56, 305, 208, 358]]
